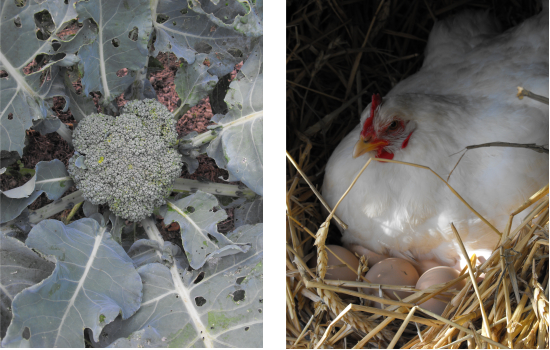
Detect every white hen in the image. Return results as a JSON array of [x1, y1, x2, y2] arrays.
[[322, 9, 548, 268]]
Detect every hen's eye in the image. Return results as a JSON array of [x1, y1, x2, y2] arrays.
[[388, 121, 399, 130]]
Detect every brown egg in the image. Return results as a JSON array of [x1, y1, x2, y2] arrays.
[[413, 258, 442, 275], [363, 258, 419, 308], [415, 266, 466, 315], [348, 244, 389, 267], [309, 245, 360, 282]]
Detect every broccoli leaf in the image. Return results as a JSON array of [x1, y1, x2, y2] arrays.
[[91, 223, 263, 347], [233, 0, 263, 37], [0, 235, 55, 339], [107, 212, 125, 245], [207, 42, 263, 195], [0, 0, 78, 156], [82, 201, 99, 217], [1, 219, 143, 348], [0, 192, 43, 227], [160, 191, 250, 269], [63, 67, 96, 122], [178, 131, 202, 174], [153, 0, 257, 77], [0, 159, 73, 223], [106, 325, 166, 348], [234, 196, 263, 228], [198, 0, 249, 24], [174, 53, 218, 110], [75, 0, 152, 104]]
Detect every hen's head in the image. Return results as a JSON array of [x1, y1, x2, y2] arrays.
[[353, 94, 416, 160]]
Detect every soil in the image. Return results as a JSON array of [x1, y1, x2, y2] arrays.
[[1, 43, 242, 244]]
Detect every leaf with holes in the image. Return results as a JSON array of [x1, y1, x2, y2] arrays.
[[0, 235, 55, 340], [153, 0, 258, 77], [75, 0, 152, 104], [0, 0, 83, 156], [174, 53, 218, 110], [1, 219, 142, 348], [90, 223, 263, 347], [207, 42, 263, 195], [160, 190, 250, 269], [62, 66, 96, 122]]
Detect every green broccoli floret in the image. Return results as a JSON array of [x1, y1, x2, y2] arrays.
[[67, 99, 182, 222]]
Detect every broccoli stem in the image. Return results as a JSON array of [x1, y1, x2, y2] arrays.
[[172, 178, 255, 199], [0, 190, 86, 236], [141, 217, 164, 253], [63, 201, 83, 224], [189, 130, 217, 147], [27, 190, 85, 224], [187, 111, 263, 148]]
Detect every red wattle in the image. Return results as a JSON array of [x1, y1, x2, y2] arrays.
[[377, 149, 394, 160]]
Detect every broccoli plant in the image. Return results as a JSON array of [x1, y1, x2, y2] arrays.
[[0, 0, 263, 348]]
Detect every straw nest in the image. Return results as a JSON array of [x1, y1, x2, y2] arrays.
[[286, 0, 548, 348]]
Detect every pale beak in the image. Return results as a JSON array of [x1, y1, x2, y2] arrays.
[[352, 136, 388, 158]]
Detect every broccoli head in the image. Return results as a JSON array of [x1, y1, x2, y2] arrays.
[[67, 99, 182, 222]]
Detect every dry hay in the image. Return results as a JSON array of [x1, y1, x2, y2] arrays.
[[286, 0, 548, 348]]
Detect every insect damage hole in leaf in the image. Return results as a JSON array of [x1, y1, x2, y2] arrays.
[[8, 113, 13, 120], [193, 271, 205, 284], [0, 70, 8, 78], [35, 30, 46, 41], [22, 327, 30, 340], [231, 290, 245, 302], [128, 27, 138, 41], [116, 68, 128, 77], [156, 14, 169, 23], [236, 276, 246, 285], [112, 38, 120, 48], [186, 206, 195, 213], [33, 10, 53, 40], [15, 0, 26, 7], [245, 327, 250, 331], [195, 296, 206, 306], [228, 48, 243, 58], [39, 70, 51, 87], [14, 17, 21, 28]]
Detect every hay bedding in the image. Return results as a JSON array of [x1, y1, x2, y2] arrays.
[[285, 0, 548, 348]]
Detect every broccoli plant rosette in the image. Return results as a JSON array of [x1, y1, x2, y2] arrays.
[[0, 0, 263, 347], [68, 100, 182, 222]]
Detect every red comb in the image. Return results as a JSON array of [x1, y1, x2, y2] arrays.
[[360, 94, 381, 138]]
